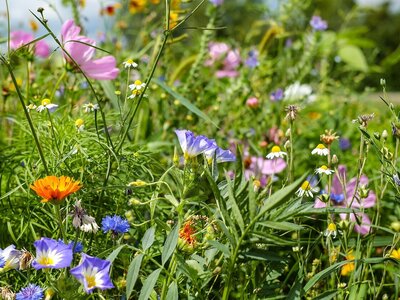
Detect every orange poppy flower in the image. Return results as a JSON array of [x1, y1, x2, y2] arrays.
[[30, 176, 82, 204]]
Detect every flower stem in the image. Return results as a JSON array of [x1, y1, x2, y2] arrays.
[[54, 205, 67, 242]]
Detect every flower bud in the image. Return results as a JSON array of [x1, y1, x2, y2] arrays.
[[332, 154, 339, 165]]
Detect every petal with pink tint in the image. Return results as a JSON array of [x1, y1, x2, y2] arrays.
[[35, 40, 50, 58], [314, 198, 327, 208], [350, 213, 371, 235], [10, 31, 33, 49], [61, 19, 81, 42], [261, 158, 286, 175], [81, 56, 119, 80], [64, 37, 95, 65]]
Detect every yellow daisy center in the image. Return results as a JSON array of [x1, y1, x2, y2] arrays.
[[320, 165, 328, 170], [301, 181, 311, 191], [271, 146, 281, 153], [316, 144, 326, 149], [41, 98, 51, 106], [126, 59, 134, 64], [37, 256, 54, 266], [134, 80, 142, 86], [75, 119, 84, 127]]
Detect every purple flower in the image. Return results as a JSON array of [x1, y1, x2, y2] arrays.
[[210, 0, 223, 5], [216, 49, 241, 78], [314, 165, 376, 235], [101, 215, 130, 234], [16, 284, 44, 300], [32, 238, 73, 270], [339, 138, 351, 151], [58, 239, 84, 254], [310, 16, 328, 31], [244, 156, 286, 187], [245, 50, 259, 68], [270, 88, 284, 102], [61, 19, 119, 80], [70, 254, 114, 294], [0, 245, 22, 270], [175, 130, 214, 160], [204, 141, 236, 164], [10, 30, 50, 58]]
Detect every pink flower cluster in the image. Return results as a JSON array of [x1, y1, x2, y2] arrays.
[[10, 31, 50, 58], [205, 42, 241, 78], [61, 19, 119, 80]]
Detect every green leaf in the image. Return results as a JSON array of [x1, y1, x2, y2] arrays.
[[313, 290, 338, 300], [162, 224, 180, 265], [166, 282, 179, 300], [100, 80, 119, 109], [338, 45, 368, 72], [106, 245, 126, 263], [126, 254, 144, 299], [257, 221, 303, 231], [154, 78, 218, 127], [303, 261, 349, 293], [258, 174, 307, 218], [142, 227, 156, 251], [207, 240, 230, 257], [226, 175, 245, 233], [138, 268, 162, 300]]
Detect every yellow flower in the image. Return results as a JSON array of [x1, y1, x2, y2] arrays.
[[129, 0, 147, 14], [390, 249, 400, 260], [341, 251, 355, 276], [30, 176, 82, 204], [29, 20, 38, 32]]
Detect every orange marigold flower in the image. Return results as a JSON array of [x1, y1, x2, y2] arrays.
[[179, 221, 196, 246], [30, 176, 81, 204]]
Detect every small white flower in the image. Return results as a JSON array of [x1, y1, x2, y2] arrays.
[[315, 165, 334, 175], [36, 98, 58, 113], [296, 180, 318, 197], [122, 59, 138, 69], [266, 145, 287, 159], [311, 144, 329, 156], [82, 102, 99, 113], [26, 103, 37, 112], [128, 79, 146, 99], [75, 119, 85, 132], [324, 223, 337, 238]]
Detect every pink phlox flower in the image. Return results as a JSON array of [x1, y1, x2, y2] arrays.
[[10, 30, 50, 58], [314, 165, 376, 235], [61, 19, 119, 80]]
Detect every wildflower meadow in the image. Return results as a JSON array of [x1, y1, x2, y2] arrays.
[[2, 0, 400, 299]]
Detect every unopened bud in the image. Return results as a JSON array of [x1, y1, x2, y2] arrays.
[[284, 140, 291, 150], [373, 132, 380, 140], [380, 78, 386, 86], [318, 194, 330, 203], [391, 221, 400, 232], [332, 154, 339, 164], [382, 130, 388, 139], [285, 128, 291, 137], [173, 147, 180, 166], [37, 7, 44, 13]]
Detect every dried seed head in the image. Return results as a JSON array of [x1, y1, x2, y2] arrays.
[[320, 129, 339, 145], [285, 105, 300, 121]]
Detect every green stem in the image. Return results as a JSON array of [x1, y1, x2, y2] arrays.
[[54, 205, 66, 242], [160, 254, 177, 299], [0, 55, 49, 174]]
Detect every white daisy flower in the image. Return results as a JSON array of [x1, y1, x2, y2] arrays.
[[296, 180, 318, 197], [122, 59, 138, 69], [128, 80, 146, 99], [36, 99, 58, 113], [311, 144, 329, 156], [75, 119, 85, 132], [82, 102, 99, 113], [266, 145, 287, 159], [315, 165, 334, 175]]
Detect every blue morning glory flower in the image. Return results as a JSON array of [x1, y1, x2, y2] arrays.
[[101, 215, 130, 235], [32, 238, 73, 270], [245, 50, 259, 68], [175, 130, 214, 161], [270, 88, 284, 102], [70, 253, 114, 294], [16, 284, 44, 300]]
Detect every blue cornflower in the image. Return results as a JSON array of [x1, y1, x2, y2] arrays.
[[58, 239, 84, 254], [339, 138, 351, 151], [101, 215, 130, 235], [16, 284, 44, 300], [245, 50, 259, 68], [270, 88, 284, 102], [310, 16, 328, 31], [175, 130, 214, 161]]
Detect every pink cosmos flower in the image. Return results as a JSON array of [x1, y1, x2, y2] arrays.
[[10, 30, 50, 58], [314, 165, 376, 235], [61, 19, 119, 80], [244, 156, 286, 187]]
